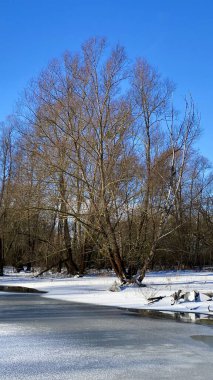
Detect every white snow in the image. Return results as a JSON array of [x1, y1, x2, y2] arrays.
[[1, 270, 213, 318]]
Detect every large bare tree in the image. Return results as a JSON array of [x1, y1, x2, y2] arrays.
[[2, 37, 211, 281]]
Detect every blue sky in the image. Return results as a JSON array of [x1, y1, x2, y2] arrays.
[[1, 0, 213, 161]]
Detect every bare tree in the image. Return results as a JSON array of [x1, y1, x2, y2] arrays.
[[3, 37, 210, 281], [0, 122, 14, 275]]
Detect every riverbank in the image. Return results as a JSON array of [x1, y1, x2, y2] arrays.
[[1, 270, 213, 320]]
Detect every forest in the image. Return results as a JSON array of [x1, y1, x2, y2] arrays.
[[0, 38, 212, 283]]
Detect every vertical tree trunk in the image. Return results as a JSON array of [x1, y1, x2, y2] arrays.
[[137, 240, 158, 283], [59, 173, 79, 275], [0, 238, 4, 276], [137, 211, 168, 284], [63, 218, 79, 274]]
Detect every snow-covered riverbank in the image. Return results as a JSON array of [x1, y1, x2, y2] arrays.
[[1, 270, 213, 319]]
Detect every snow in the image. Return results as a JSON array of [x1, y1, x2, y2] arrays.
[[1, 270, 213, 319]]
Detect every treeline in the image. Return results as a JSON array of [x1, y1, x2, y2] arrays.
[[0, 38, 212, 281]]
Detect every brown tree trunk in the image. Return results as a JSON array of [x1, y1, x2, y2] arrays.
[[107, 242, 127, 281], [59, 173, 79, 275], [137, 211, 168, 284], [0, 238, 3, 276], [137, 240, 158, 283]]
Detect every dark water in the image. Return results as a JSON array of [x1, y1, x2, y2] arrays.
[[0, 285, 46, 293], [0, 293, 212, 380]]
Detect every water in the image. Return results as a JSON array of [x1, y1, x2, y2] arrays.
[[0, 293, 212, 379]]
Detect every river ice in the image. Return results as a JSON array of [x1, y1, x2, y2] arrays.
[[0, 291, 213, 380]]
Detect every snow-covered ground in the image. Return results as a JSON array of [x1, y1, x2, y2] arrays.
[[1, 269, 213, 320]]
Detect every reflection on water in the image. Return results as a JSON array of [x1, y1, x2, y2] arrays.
[[126, 309, 213, 325], [191, 335, 213, 348], [0, 285, 46, 293]]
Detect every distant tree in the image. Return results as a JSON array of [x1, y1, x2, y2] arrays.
[[0, 123, 14, 275]]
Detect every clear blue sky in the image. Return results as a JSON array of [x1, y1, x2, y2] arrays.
[[1, 0, 213, 161]]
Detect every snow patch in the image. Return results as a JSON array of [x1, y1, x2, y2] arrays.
[[1, 270, 213, 319]]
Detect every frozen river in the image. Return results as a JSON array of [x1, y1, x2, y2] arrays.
[[0, 292, 212, 379]]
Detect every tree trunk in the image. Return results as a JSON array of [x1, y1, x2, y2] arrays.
[[137, 240, 158, 283], [63, 218, 79, 274], [0, 238, 3, 276], [137, 211, 167, 284], [59, 173, 79, 275], [107, 242, 127, 281]]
